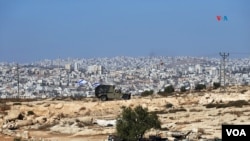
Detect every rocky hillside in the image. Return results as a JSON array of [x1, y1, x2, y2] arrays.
[[0, 86, 250, 141]]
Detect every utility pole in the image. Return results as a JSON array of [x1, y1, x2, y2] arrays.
[[59, 58, 61, 87], [219, 52, 229, 92], [58, 57, 62, 95], [17, 63, 20, 99]]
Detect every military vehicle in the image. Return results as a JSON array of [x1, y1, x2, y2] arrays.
[[95, 85, 131, 101]]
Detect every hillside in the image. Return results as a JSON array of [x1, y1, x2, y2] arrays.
[[0, 86, 250, 141]]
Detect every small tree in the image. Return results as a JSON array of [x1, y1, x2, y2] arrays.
[[195, 84, 206, 91], [213, 82, 221, 89], [116, 105, 161, 141], [141, 90, 154, 97], [180, 86, 187, 92], [164, 85, 175, 93]]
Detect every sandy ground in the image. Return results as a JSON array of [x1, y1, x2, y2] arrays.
[[0, 134, 14, 141], [29, 131, 108, 141]]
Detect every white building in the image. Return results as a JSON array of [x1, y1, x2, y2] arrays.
[[74, 62, 79, 72], [87, 65, 103, 75]]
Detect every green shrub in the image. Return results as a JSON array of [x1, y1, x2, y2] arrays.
[[141, 90, 154, 97], [213, 82, 221, 89], [158, 85, 175, 96], [195, 84, 206, 91], [164, 85, 175, 93], [27, 110, 35, 116], [180, 86, 187, 92], [116, 105, 161, 141]]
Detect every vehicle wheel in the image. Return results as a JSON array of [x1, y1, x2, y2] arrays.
[[100, 95, 108, 101], [123, 94, 130, 100]]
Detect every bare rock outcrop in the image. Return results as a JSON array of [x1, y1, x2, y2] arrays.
[[77, 116, 93, 125], [15, 120, 33, 128], [4, 110, 21, 121]]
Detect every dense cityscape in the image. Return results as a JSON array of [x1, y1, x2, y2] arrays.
[[0, 56, 249, 99]]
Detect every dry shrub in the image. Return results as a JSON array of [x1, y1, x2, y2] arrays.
[[0, 103, 11, 111], [184, 114, 190, 118], [79, 106, 86, 111], [161, 127, 169, 131], [189, 108, 203, 112], [223, 110, 243, 117], [194, 119, 202, 123], [198, 128, 205, 134], [129, 104, 134, 107], [169, 117, 175, 120], [13, 102, 22, 105], [84, 109, 91, 116], [27, 110, 35, 116], [165, 103, 173, 108], [242, 109, 250, 113], [176, 121, 190, 125], [240, 89, 248, 94], [205, 100, 249, 108], [169, 108, 187, 113]]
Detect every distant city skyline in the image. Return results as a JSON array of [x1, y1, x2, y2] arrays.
[[0, 0, 250, 63]]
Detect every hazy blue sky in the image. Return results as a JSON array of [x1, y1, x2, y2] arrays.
[[0, 0, 249, 63]]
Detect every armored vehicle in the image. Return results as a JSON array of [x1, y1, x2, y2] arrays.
[[95, 85, 131, 101]]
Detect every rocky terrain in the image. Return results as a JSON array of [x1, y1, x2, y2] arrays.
[[0, 86, 250, 141]]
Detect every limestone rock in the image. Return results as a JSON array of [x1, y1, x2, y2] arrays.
[[4, 110, 21, 121], [54, 103, 64, 109], [15, 120, 33, 128], [93, 119, 116, 127], [77, 117, 93, 125]]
